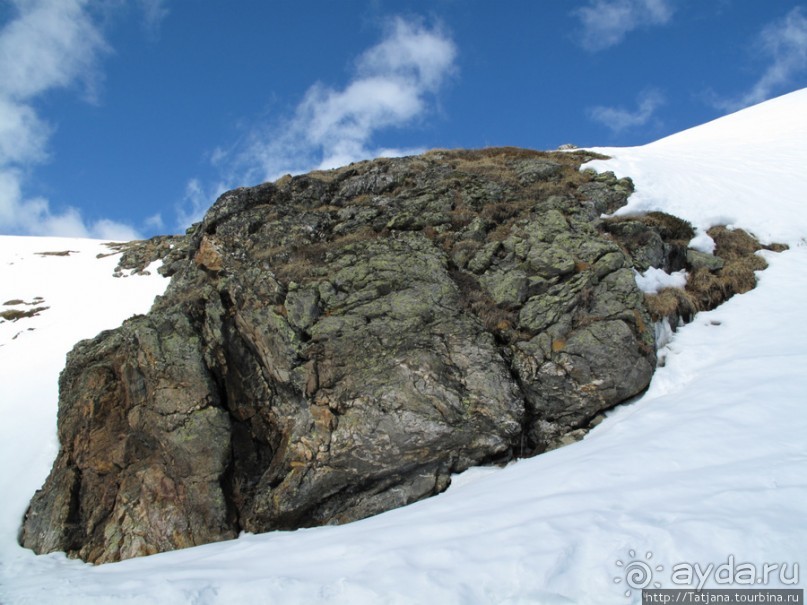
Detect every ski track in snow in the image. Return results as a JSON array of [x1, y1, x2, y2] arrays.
[[1, 89, 806, 604]]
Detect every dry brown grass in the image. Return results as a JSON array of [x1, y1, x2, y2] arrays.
[[641, 212, 695, 241], [480, 201, 521, 223], [35, 250, 76, 257], [720, 257, 765, 287], [265, 147, 612, 287], [644, 226, 786, 322], [602, 211, 694, 254], [487, 222, 513, 242], [687, 260, 760, 309], [452, 156, 519, 184], [444, 148, 604, 207], [0, 306, 49, 321], [446, 166, 584, 244], [449, 212, 475, 230], [271, 226, 386, 283], [603, 215, 786, 327], [708, 226, 762, 259], [448, 267, 525, 343], [437, 146, 607, 164], [644, 288, 698, 322], [683, 226, 784, 312], [452, 239, 483, 255], [312, 204, 341, 214]]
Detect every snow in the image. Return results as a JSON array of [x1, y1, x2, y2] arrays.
[[634, 267, 687, 294], [687, 232, 715, 254], [587, 87, 807, 246], [652, 318, 676, 355], [1, 89, 807, 604]]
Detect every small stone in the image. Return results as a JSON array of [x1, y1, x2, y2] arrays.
[[481, 270, 529, 307], [686, 249, 725, 271], [285, 288, 320, 332], [194, 236, 224, 272]]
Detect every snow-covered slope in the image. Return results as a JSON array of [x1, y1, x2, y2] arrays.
[[587, 87, 807, 246], [1, 90, 806, 605]]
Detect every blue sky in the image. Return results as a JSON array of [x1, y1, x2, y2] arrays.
[[1, 0, 806, 240]]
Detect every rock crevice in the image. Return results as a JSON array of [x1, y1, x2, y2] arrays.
[[22, 148, 700, 562]]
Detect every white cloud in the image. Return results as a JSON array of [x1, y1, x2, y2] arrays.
[[0, 177, 139, 240], [588, 89, 665, 133], [137, 0, 170, 36], [177, 178, 229, 230], [0, 0, 107, 100], [178, 16, 457, 229], [575, 0, 674, 51], [268, 16, 455, 175], [0, 97, 50, 165], [89, 218, 141, 241], [0, 0, 141, 240], [714, 7, 807, 112], [144, 212, 165, 231]]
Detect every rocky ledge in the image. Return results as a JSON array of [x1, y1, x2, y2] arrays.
[[19, 148, 766, 563]]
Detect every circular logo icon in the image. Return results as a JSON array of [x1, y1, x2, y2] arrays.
[[614, 550, 664, 597]]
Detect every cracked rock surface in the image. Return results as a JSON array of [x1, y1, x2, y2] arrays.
[[21, 148, 658, 562]]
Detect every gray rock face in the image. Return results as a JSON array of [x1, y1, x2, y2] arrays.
[[21, 148, 656, 563], [21, 312, 234, 563], [686, 249, 725, 271]]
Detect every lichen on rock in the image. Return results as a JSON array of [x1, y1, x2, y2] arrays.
[[22, 147, 667, 563]]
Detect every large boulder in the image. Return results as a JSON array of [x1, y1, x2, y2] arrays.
[[21, 148, 656, 562]]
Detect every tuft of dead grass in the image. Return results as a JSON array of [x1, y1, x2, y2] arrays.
[[35, 250, 77, 257], [271, 226, 385, 283], [0, 306, 49, 321], [686, 260, 760, 309], [645, 225, 787, 323], [708, 226, 761, 259], [684, 226, 786, 312], [641, 212, 695, 241], [603, 211, 694, 248], [448, 267, 526, 343], [644, 288, 698, 323], [480, 201, 521, 223]]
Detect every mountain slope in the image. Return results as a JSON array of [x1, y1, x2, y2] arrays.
[[587, 87, 807, 245], [1, 89, 806, 604]]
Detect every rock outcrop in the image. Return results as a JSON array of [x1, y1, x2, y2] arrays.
[[21, 148, 659, 563]]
